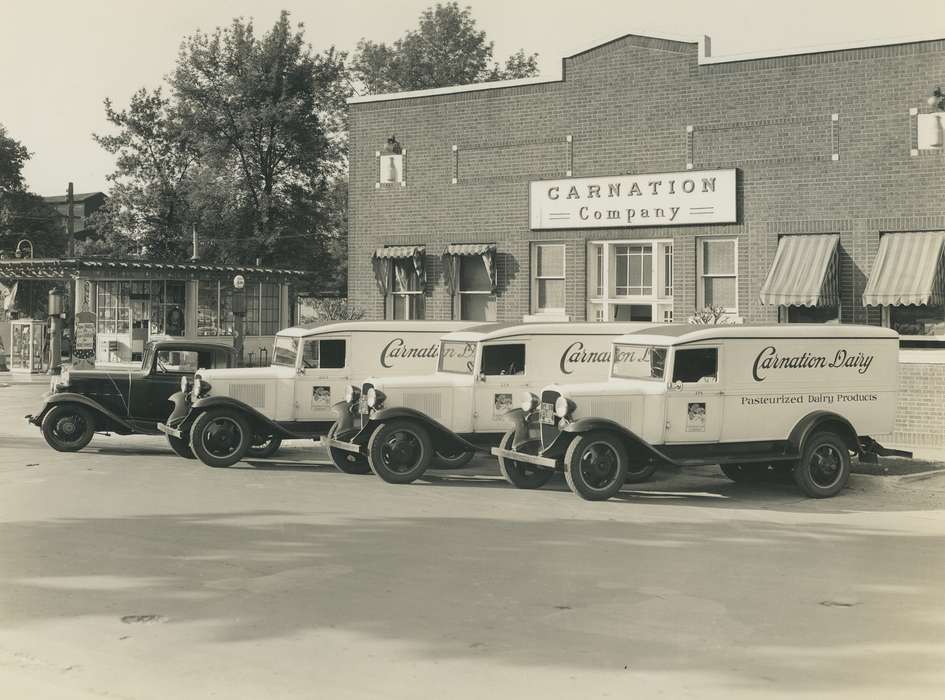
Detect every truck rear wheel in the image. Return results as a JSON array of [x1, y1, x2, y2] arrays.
[[329, 428, 371, 475], [367, 419, 433, 484], [190, 409, 252, 468], [497, 430, 553, 489], [166, 434, 195, 459], [247, 435, 282, 458], [793, 431, 851, 498], [564, 430, 628, 501], [41, 404, 95, 452], [431, 449, 475, 470]]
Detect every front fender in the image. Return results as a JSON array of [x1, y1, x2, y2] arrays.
[[189, 395, 301, 439], [34, 393, 135, 434], [502, 408, 539, 449], [331, 400, 356, 435], [165, 391, 191, 429], [359, 406, 481, 454], [789, 411, 860, 456], [557, 416, 674, 464]]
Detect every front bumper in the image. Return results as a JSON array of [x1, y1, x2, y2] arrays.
[[322, 436, 364, 454], [491, 445, 559, 469], [157, 422, 182, 439]]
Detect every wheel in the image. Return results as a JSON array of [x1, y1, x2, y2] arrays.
[[563, 431, 629, 501], [431, 448, 475, 470], [190, 409, 252, 468], [329, 428, 372, 475], [624, 457, 659, 483], [497, 430, 553, 489], [367, 419, 434, 484], [41, 404, 95, 452], [166, 433, 195, 459], [793, 431, 851, 498], [247, 435, 282, 458]]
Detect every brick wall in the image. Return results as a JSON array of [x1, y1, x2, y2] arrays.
[[895, 363, 945, 449]]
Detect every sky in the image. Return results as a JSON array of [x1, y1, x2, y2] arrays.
[[2, 0, 945, 197]]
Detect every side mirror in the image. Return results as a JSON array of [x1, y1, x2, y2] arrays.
[[671, 380, 683, 391], [477, 372, 486, 383], [297, 367, 306, 376]]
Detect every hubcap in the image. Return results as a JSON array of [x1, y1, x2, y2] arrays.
[[810, 444, 843, 488], [579, 442, 620, 490], [382, 430, 421, 474], [201, 417, 243, 459], [54, 414, 83, 442]]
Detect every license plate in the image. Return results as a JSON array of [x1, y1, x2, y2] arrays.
[[358, 396, 370, 414], [539, 403, 555, 425]]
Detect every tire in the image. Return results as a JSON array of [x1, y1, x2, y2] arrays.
[[624, 458, 659, 484], [167, 433, 195, 459], [247, 435, 282, 458], [497, 430, 553, 489], [190, 409, 252, 468], [793, 431, 851, 498], [431, 449, 475, 470], [563, 430, 629, 501], [41, 404, 96, 452], [329, 428, 372, 475], [367, 419, 434, 484]]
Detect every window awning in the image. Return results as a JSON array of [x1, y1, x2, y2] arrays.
[[863, 231, 945, 307], [443, 243, 496, 256], [759, 234, 840, 307], [373, 245, 425, 260]]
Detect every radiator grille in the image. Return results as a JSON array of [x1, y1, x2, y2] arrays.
[[230, 383, 267, 408], [403, 392, 443, 420], [540, 389, 561, 448]]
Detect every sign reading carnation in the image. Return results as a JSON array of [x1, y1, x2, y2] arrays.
[[529, 169, 736, 229]]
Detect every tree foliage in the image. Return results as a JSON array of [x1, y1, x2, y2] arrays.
[[93, 11, 350, 281], [351, 2, 539, 94]]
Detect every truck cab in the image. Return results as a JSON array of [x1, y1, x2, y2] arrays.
[[325, 322, 654, 484], [492, 324, 909, 500]]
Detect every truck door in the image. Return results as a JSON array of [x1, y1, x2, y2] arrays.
[[473, 341, 530, 433], [292, 337, 349, 427], [664, 345, 723, 443]]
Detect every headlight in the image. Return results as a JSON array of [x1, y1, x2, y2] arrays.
[[345, 385, 360, 403], [57, 368, 71, 388], [520, 391, 539, 412], [366, 387, 385, 408], [554, 395, 574, 418], [180, 376, 191, 393], [193, 376, 211, 397]]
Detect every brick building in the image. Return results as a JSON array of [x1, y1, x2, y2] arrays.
[[347, 33, 945, 451]]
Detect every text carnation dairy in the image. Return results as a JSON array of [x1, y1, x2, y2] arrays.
[[752, 346, 874, 382]]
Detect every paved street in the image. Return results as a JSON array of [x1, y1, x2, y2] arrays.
[[1, 381, 944, 699]]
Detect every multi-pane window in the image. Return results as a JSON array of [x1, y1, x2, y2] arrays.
[[390, 259, 424, 320], [532, 243, 566, 313], [698, 239, 738, 313], [458, 256, 496, 321], [199, 281, 282, 337], [96, 281, 130, 334], [586, 240, 674, 323], [244, 283, 281, 336], [149, 281, 186, 336]]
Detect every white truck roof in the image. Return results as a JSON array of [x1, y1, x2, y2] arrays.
[[617, 323, 899, 347], [276, 321, 483, 338], [441, 321, 655, 343]]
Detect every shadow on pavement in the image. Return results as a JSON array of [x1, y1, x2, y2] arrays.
[[1, 510, 943, 694]]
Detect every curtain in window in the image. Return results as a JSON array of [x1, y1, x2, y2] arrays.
[[443, 243, 497, 293]]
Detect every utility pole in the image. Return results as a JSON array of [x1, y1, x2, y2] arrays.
[[66, 182, 75, 257], [191, 224, 199, 261]]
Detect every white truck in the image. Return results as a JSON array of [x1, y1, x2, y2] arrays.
[[157, 321, 481, 468], [492, 324, 911, 500], [324, 322, 654, 483]]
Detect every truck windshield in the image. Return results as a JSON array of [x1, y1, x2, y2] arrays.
[[439, 340, 478, 374], [271, 336, 299, 367], [612, 344, 667, 380]]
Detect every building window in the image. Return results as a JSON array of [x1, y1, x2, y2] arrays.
[[96, 281, 130, 334], [532, 243, 566, 314], [586, 240, 674, 323], [390, 258, 424, 320], [245, 282, 282, 336], [886, 305, 945, 342], [457, 255, 496, 321], [149, 281, 186, 336], [697, 238, 738, 315]]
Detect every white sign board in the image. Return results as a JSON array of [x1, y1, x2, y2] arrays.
[[529, 169, 736, 230]]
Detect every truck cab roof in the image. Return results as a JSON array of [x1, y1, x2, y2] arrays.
[[440, 321, 656, 344], [618, 323, 899, 348], [276, 320, 485, 338]]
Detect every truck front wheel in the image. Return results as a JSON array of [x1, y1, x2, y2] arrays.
[[793, 431, 851, 498], [41, 404, 95, 452], [166, 434, 195, 459], [190, 409, 252, 468], [564, 430, 629, 501], [497, 430, 553, 489], [329, 428, 371, 475], [367, 419, 433, 484], [247, 435, 282, 458]]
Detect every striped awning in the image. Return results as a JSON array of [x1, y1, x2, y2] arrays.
[[759, 234, 840, 307], [373, 245, 425, 260], [863, 231, 945, 307], [444, 243, 496, 256]]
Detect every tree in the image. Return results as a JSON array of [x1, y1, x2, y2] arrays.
[[0, 124, 64, 259], [350, 2, 539, 94], [171, 11, 350, 264]]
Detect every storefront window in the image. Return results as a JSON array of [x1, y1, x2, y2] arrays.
[[149, 281, 186, 336], [458, 255, 496, 321], [96, 281, 130, 334], [197, 280, 220, 336], [532, 243, 566, 313], [391, 259, 424, 320], [889, 305, 945, 338], [586, 240, 674, 322], [244, 282, 282, 336], [698, 239, 738, 314]]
